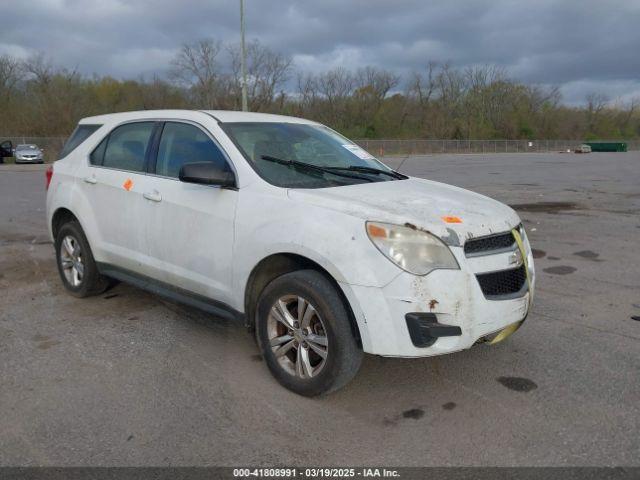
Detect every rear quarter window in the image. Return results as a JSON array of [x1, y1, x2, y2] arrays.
[[58, 124, 102, 159]]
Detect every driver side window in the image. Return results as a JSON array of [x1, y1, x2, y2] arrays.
[[155, 122, 230, 178]]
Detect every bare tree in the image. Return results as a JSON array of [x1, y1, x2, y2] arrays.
[[229, 39, 292, 111], [355, 66, 399, 101], [315, 68, 354, 126], [139, 75, 188, 110], [23, 53, 56, 86], [316, 68, 354, 103], [408, 61, 437, 107], [170, 39, 224, 108], [350, 67, 400, 134], [0, 55, 24, 102], [609, 97, 638, 136], [296, 72, 320, 116], [0, 55, 25, 132], [585, 92, 609, 134], [586, 92, 608, 114]]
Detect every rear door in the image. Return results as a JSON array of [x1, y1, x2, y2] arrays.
[[80, 121, 159, 272], [142, 121, 238, 305]]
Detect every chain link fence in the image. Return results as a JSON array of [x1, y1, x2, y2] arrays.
[[355, 139, 640, 156], [0, 135, 638, 163]]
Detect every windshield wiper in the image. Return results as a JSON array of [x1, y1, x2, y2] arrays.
[[325, 165, 406, 179], [260, 155, 374, 182]]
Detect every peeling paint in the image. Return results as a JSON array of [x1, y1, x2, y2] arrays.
[[403, 222, 431, 234], [442, 227, 461, 247], [404, 222, 418, 230]]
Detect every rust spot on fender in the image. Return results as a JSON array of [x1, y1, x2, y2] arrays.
[[429, 299, 439, 311]]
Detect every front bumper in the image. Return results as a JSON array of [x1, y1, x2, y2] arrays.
[[341, 242, 534, 357], [15, 157, 43, 163]]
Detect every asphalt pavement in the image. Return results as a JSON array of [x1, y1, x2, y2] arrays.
[[0, 153, 638, 466]]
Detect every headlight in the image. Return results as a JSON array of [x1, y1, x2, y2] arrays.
[[366, 221, 459, 275]]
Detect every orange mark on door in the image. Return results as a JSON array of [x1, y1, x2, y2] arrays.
[[442, 216, 462, 224], [123, 178, 133, 191]]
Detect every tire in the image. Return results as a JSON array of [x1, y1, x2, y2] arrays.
[[256, 269, 363, 396], [55, 220, 110, 297]]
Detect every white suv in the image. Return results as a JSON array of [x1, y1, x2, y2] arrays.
[[46, 110, 535, 396]]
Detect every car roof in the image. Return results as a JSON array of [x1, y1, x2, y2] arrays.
[[79, 109, 318, 125]]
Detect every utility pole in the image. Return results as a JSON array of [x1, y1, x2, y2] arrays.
[[240, 0, 248, 111]]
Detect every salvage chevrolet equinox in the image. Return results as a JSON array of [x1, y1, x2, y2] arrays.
[[46, 110, 535, 396]]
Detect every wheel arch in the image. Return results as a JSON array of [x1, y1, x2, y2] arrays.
[[51, 207, 80, 240], [244, 252, 362, 346]]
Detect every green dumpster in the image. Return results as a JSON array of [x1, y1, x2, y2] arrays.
[[584, 142, 627, 152]]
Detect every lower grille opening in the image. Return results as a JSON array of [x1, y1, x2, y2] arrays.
[[476, 264, 527, 299]]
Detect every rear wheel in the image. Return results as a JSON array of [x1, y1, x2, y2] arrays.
[[256, 270, 363, 396], [55, 221, 110, 297]]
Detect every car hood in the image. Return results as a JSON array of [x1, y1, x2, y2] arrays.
[[287, 177, 521, 246], [16, 149, 41, 154]]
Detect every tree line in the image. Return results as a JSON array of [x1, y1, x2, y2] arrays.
[[0, 39, 638, 140]]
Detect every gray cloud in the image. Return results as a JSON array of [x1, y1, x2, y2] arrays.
[[2, 0, 639, 104]]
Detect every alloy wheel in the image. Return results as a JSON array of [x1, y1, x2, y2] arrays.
[[267, 295, 328, 378], [59, 235, 84, 287]]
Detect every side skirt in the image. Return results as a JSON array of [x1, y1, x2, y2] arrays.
[[96, 262, 245, 323]]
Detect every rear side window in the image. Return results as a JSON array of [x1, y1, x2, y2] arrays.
[[59, 124, 102, 159], [155, 122, 230, 178], [100, 122, 155, 172]]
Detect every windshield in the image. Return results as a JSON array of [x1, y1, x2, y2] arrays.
[[17, 145, 38, 150], [221, 122, 404, 188]]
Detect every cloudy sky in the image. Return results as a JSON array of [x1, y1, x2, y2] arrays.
[[2, 0, 639, 105]]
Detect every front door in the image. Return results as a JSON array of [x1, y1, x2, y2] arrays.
[[142, 121, 238, 305]]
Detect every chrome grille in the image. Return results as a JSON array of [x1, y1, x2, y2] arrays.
[[464, 231, 515, 256]]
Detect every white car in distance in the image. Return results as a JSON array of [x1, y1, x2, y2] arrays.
[[46, 110, 535, 396]]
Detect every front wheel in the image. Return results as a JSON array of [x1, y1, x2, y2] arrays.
[[256, 270, 363, 396]]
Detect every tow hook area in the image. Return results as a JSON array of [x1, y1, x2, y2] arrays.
[[405, 312, 462, 348], [488, 321, 523, 345], [477, 320, 524, 345]]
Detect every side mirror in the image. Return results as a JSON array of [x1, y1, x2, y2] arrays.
[[179, 162, 236, 189]]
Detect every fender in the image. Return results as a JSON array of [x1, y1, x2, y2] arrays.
[[232, 187, 401, 304]]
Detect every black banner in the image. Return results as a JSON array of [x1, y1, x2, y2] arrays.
[[0, 468, 638, 480]]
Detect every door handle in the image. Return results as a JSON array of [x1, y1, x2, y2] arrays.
[[83, 175, 97, 184], [143, 190, 162, 202]]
